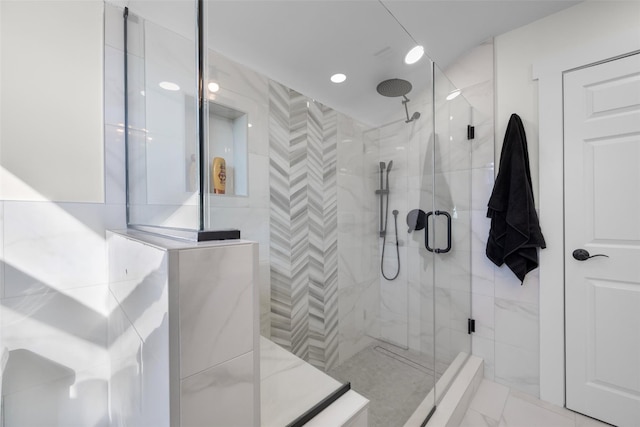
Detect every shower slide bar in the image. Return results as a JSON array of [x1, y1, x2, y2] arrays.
[[376, 161, 393, 237], [377, 161, 400, 281]]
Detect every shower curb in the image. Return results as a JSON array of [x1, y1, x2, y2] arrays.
[[404, 354, 484, 427]]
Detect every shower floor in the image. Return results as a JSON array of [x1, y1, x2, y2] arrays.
[[327, 340, 435, 427]]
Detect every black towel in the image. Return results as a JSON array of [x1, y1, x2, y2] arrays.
[[486, 114, 546, 283]]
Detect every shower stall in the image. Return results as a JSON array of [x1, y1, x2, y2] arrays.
[[326, 65, 473, 425], [119, 1, 473, 425]]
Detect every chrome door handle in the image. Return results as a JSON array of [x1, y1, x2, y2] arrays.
[[572, 249, 609, 261]]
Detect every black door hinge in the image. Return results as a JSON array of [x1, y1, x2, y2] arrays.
[[467, 125, 475, 140], [468, 318, 476, 334]]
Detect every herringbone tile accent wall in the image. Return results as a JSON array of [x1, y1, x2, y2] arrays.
[[268, 81, 338, 370]]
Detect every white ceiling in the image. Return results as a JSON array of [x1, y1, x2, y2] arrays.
[[205, 1, 581, 126], [125, 0, 581, 127]]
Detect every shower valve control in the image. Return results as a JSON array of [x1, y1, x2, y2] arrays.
[[407, 208, 452, 254], [406, 209, 427, 233]]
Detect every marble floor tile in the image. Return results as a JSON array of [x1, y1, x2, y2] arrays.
[[260, 338, 342, 427], [460, 379, 612, 427], [575, 413, 613, 427], [508, 389, 575, 421], [328, 340, 434, 427], [468, 379, 509, 421], [460, 408, 499, 427], [499, 394, 575, 427]]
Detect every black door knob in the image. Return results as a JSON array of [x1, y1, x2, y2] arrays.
[[572, 249, 609, 261]]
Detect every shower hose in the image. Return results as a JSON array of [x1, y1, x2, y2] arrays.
[[381, 199, 400, 281]]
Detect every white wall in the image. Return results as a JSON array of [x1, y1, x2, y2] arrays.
[[0, 1, 104, 203], [493, 0, 640, 400], [1, 3, 122, 425], [496, 1, 640, 204]]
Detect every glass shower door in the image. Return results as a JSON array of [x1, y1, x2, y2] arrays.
[[432, 64, 473, 402], [401, 61, 473, 425], [125, 4, 201, 233]]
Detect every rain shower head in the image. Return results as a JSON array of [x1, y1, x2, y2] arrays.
[[378, 78, 420, 123], [376, 78, 412, 98]]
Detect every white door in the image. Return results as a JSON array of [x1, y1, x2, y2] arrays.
[[564, 52, 640, 427]]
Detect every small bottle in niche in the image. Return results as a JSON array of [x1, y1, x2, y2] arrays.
[[212, 157, 226, 194]]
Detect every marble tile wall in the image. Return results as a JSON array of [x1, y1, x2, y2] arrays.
[[358, 64, 476, 375], [378, 65, 474, 374], [335, 116, 380, 364], [104, 10, 173, 424], [113, 2, 275, 337], [1, 5, 263, 423], [112, 2, 273, 328], [201, 50, 273, 338], [107, 233, 170, 426], [260, 336, 346, 426], [107, 232, 260, 426], [0, 4, 128, 425], [177, 243, 259, 426], [376, 119, 415, 349], [404, 98, 437, 359], [444, 39, 541, 397], [268, 82, 339, 370], [0, 6, 539, 426]]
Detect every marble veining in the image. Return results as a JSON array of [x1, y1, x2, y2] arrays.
[[494, 341, 540, 397], [260, 337, 344, 427], [460, 378, 609, 427], [178, 246, 255, 378], [494, 298, 538, 352], [3, 202, 111, 297], [181, 351, 256, 427], [107, 232, 259, 426]]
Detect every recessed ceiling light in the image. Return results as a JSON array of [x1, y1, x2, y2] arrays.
[[446, 89, 461, 101], [405, 45, 424, 65], [208, 82, 220, 92], [331, 73, 347, 83], [159, 81, 180, 91]]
